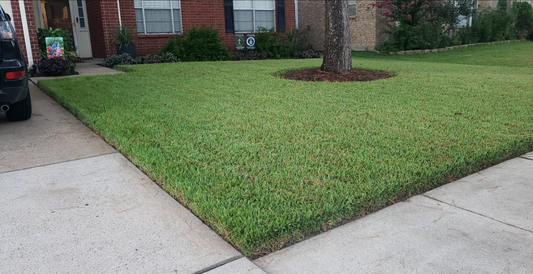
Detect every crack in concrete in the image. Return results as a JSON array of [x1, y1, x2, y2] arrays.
[[422, 195, 533, 234], [193, 255, 244, 274], [519, 156, 533, 161], [0, 152, 119, 175]]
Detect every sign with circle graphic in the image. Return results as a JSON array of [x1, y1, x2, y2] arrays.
[[235, 34, 245, 50], [246, 34, 255, 49]]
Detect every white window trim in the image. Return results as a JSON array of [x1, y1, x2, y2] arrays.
[[233, 0, 275, 33], [135, 0, 183, 35]]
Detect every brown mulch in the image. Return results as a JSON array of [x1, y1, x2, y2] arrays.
[[282, 67, 393, 82]]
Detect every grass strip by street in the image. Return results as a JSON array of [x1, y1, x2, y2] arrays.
[[38, 43, 533, 256]]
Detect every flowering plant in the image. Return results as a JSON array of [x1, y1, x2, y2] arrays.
[[374, 0, 475, 51]]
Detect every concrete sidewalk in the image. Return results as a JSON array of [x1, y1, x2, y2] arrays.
[[255, 154, 533, 273], [2, 63, 532, 273]]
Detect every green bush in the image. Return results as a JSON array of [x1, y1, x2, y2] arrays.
[[254, 27, 293, 59], [233, 50, 268, 61], [294, 49, 321, 59], [467, 1, 515, 43], [112, 24, 135, 44], [376, 0, 520, 51], [527, 30, 533, 40], [102, 53, 137, 68], [376, 0, 475, 51], [513, 1, 533, 35], [286, 26, 313, 52], [158, 26, 231, 62], [143, 52, 180, 64]]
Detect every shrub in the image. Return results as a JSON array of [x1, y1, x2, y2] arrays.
[[468, 1, 515, 43], [144, 52, 180, 64], [233, 50, 268, 61], [255, 27, 293, 59], [286, 26, 313, 52], [102, 53, 137, 68], [112, 24, 135, 44], [37, 57, 69, 76], [143, 53, 163, 64], [513, 1, 533, 35], [159, 26, 231, 62], [294, 49, 321, 59], [160, 52, 180, 63], [527, 30, 533, 40], [376, 0, 475, 51]]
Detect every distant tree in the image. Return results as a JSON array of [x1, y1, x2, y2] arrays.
[[321, 0, 352, 73]]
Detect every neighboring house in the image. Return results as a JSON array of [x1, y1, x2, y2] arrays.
[[298, 0, 389, 51], [3, 0, 296, 65], [298, 0, 518, 52]]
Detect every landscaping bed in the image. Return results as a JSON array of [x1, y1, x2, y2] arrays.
[[282, 67, 392, 82], [38, 43, 533, 257]]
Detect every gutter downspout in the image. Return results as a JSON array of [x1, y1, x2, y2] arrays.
[[117, 0, 122, 26], [18, 0, 33, 66], [294, 0, 298, 29]]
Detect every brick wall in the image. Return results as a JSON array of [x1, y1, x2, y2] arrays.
[[298, 0, 325, 51], [350, 0, 378, 51], [299, 0, 387, 52], [285, 0, 296, 31], [107, 0, 296, 57], [10, 0, 39, 63], [86, 0, 106, 58]]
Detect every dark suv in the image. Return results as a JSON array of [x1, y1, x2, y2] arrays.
[[0, 4, 31, 121]]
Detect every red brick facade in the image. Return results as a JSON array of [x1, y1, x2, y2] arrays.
[[129, 0, 296, 57], [10, 0, 39, 62], [10, 0, 296, 60]]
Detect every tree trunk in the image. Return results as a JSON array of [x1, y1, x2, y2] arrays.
[[321, 0, 352, 73]]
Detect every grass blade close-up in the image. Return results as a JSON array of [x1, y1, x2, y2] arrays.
[[38, 42, 533, 257]]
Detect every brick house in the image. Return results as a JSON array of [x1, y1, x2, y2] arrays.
[[3, 0, 296, 65], [298, 0, 389, 52], [298, 0, 518, 52]]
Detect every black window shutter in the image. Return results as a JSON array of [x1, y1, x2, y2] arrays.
[[276, 0, 286, 32], [224, 0, 234, 33]]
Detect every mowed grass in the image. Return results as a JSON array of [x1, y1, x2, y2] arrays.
[[38, 42, 533, 256], [352, 41, 533, 68]]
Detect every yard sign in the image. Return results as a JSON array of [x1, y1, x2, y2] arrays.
[[45, 37, 64, 58]]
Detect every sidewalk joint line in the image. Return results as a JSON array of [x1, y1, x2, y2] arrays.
[[422, 195, 533, 234], [0, 152, 119, 175], [519, 156, 533, 161], [192, 255, 244, 274]]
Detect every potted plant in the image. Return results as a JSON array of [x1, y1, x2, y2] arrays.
[[513, 2, 533, 39], [113, 24, 136, 58]]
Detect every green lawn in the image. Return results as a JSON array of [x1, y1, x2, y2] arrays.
[[352, 41, 533, 68], [38, 42, 533, 257]]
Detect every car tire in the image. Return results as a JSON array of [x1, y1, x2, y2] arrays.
[[6, 91, 32, 121]]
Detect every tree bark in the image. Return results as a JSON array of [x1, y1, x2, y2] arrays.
[[321, 0, 352, 73]]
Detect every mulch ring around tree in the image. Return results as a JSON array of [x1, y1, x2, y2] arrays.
[[282, 67, 393, 82]]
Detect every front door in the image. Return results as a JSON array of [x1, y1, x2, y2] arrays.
[[68, 0, 92, 58], [40, 0, 92, 58]]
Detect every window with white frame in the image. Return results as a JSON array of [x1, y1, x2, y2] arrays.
[[348, 0, 356, 16], [233, 0, 275, 32], [134, 0, 182, 34]]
